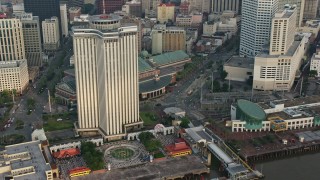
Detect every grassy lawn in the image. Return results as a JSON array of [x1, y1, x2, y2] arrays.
[[140, 112, 158, 126], [43, 119, 74, 131], [15, 119, 24, 130]]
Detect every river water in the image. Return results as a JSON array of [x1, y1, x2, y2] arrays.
[[256, 153, 320, 180]]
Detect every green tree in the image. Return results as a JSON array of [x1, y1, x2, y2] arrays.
[[222, 83, 229, 92], [309, 70, 318, 77], [180, 117, 190, 128], [138, 132, 154, 143], [81, 142, 104, 170], [145, 139, 162, 152], [220, 70, 228, 81], [212, 80, 221, 92]]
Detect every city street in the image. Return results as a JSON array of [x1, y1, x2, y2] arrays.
[[1, 37, 73, 141]]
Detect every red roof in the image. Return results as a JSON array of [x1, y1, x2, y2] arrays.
[[52, 148, 80, 159], [69, 167, 91, 175], [165, 141, 191, 154], [159, 3, 175, 7]]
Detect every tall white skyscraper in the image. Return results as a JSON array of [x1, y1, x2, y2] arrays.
[[42, 16, 60, 51], [240, 0, 279, 57], [278, 0, 304, 27], [72, 14, 142, 140], [60, 3, 68, 37], [270, 7, 297, 55]]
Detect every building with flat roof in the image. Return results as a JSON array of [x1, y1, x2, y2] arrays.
[[157, 3, 175, 24], [42, 16, 60, 51], [278, 0, 304, 27], [310, 51, 320, 77], [0, 60, 29, 93], [224, 56, 254, 82], [69, 7, 82, 23], [270, 7, 297, 55], [122, 0, 142, 17], [0, 141, 54, 180], [151, 26, 186, 54], [229, 96, 320, 132], [303, 0, 318, 20], [16, 13, 43, 67]]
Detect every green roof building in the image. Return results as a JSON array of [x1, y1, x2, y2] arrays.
[[149, 50, 190, 68], [236, 99, 266, 130]]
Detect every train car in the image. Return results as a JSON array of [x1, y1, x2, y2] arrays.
[[69, 167, 91, 178]]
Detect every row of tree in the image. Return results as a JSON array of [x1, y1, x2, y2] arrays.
[[81, 142, 104, 170]]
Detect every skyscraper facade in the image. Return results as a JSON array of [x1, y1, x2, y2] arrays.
[[0, 19, 25, 61], [240, 0, 279, 57], [303, 0, 319, 20], [96, 0, 125, 14], [17, 13, 43, 67], [60, 3, 69, 37], [0, 18, 29, 93], [42, 17, 60, 51], [24, 0, 61, 40], [72, 14, 142, 140], [213, 0, 240, 14]]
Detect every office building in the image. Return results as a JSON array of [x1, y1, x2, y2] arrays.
[[310, 52, 320, 77], [270, 7, 297, 55], [122, 0, 142, 17], [303, 0, 319, 20], [0, 18, 25, 61], [0, 141, 54, 180], [157, 3, 175, 23], [151, 25, 186, 54], [96, 0, 125, 14], [24, 0, 61, 40], [17, 13, 43, 67], [141, 0, 152, 13], [72, 14, 142, 140], [278, 0, 305, 27], [252, 8, 307, 91], [213, 0, 240, 14], [188, 0, 211, 13], [239, 0, 279, 57], [12, 3, 24, 15], [60, 3, 68, 37], [0, 60, 29, 93], [69, 7, 82, 23], [42, 17, 60, 51], [179, 1, 190, 15]]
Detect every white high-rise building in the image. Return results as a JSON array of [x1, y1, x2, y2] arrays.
[[0, 18, 29, 93], [42, 16, 60, 51], [278, 0, 305, 27], [72, 14, 142, 140], [60, 3, 68, 37], [270, 7, 297, 55], [0, 19, 25, 61], [240, 0, 279, 57]]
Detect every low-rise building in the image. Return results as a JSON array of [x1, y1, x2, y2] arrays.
[[55, 76, 76, 105], [203, 21, 217, 36], [0, 141, 54, 180], [0, 60, 29, 94], [224, 56, 254, 82], [228, 96, 320, 132], [310, 51, 320, 77], [69, 7, 82, 23]]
